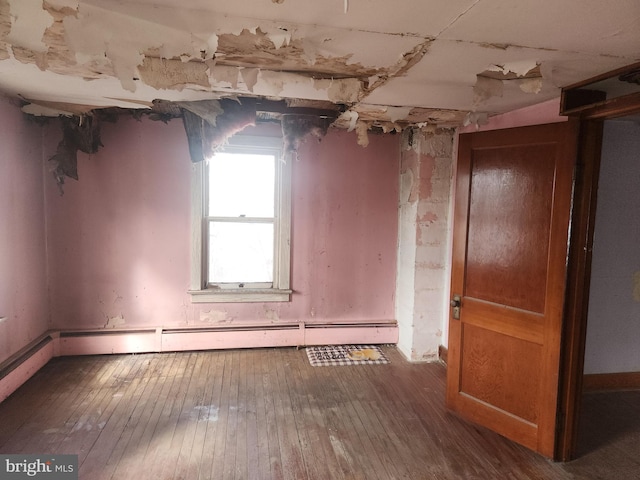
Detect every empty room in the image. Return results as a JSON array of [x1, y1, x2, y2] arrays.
[[1, 1, 639, 479]]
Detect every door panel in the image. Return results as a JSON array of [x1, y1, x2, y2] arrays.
[[446, 122, 579, 458], [460, 324, 541, 423], [465, 145, 555, 313]]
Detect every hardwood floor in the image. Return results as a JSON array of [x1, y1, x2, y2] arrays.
[[0, 347, 638, 479]]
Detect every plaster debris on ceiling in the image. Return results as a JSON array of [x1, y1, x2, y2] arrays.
[[0, 0, 445, 132], [259, 70, 286, 95], [0, 1, 12, 60], [519, 77, 543, 94], [5, 0, 52, 53], [61, 3, 215, 92], [209, 65, 241, 90], [22, 103, 76, 116], [176, 99, 224, 126], [463, 112, 489, 129], [385, 106, 414, 123], [266, 29, 291, 49], [43, 95, 344, 190], [181, 98, 257, 164], [281, 114, 332, 159], [488, 60, 539, 78], [139, 57, 210, 91], [474, 60, 544, 104], [313, 78, 362, 104], [0, 0, 548, 170], [366, 39, 433, 94], [240, 67, 260, 92], [338, 110, 359, 131], [473, 75, 503, 105], [332, 103, 468, 138]]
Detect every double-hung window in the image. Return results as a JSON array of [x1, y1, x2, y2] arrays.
[[189, 135, 291, 302]]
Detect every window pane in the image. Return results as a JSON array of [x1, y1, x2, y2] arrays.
[[208, 152, 275, 217], [208, 222, 274, 283]]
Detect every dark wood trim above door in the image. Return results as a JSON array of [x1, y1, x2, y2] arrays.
[[560, 61, 640, 118]]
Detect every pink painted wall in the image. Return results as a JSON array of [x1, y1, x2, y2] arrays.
[[44, 117, 399, 330], [0, 97, 49, 364]]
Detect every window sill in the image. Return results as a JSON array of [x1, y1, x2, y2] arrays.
[[188, 288, 292, 303]]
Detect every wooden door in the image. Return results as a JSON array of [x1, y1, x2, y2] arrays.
[[446, 122, 579, 458]]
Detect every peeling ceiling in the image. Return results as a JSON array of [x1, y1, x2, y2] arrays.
[[0, 0, 639, 129]]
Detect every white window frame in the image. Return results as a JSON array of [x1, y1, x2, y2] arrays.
[[188, 135, 292, 303]]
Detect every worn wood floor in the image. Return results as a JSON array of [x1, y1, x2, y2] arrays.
[[0, 347, 638, 480]]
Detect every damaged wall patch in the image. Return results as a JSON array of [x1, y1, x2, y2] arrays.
[[105, 314, 125, 328]]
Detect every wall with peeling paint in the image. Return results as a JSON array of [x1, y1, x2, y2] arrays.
[[396, 146, 419, 358], [44, 117, 399, 331], [583, 119, 640, 374], [0, 97, 49, 365], [396, 129, 454, 362]]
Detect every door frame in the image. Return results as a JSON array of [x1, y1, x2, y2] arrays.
[[556, 67, 640, 460]]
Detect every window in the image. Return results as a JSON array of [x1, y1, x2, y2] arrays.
[[188, 135, 291, 302]]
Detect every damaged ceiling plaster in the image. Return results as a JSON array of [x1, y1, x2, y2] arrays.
[[0, 0, 639, 183]]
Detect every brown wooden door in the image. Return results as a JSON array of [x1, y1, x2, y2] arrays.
[[446, 122, 579, 458]]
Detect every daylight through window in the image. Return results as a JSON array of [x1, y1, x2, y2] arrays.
[[189, 135, 292, 303], [207, 151, 275, 285]]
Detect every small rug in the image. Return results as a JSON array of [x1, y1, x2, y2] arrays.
[[306, 345, 390, 367]]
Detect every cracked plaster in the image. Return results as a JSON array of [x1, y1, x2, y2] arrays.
[[0, 0, 638, 132], [0, 0, 458, 130]]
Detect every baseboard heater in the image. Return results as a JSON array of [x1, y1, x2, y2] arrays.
[[303, 322, 398, 346], [1, 322, 397, 402], [58, 328, 158, 356], [0, 334, 55, 403], [57, 321, 398, 356]]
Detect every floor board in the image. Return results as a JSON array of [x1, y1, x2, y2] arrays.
[[0, 347, 638, 480]]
